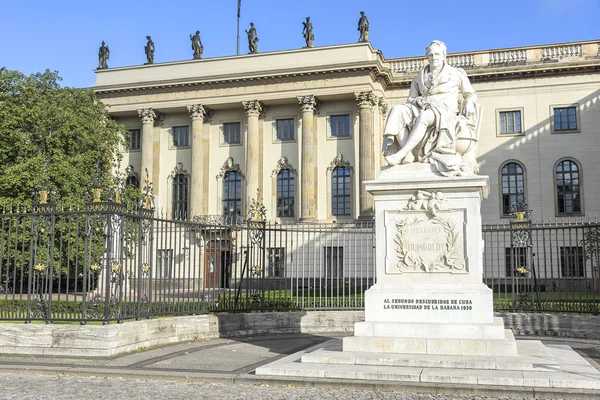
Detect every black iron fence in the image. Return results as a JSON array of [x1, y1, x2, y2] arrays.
[[483, 218, 600, 313], [0, 199, 598, 323]]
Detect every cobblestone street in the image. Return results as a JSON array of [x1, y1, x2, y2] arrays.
[[0, 372, 564, 400]]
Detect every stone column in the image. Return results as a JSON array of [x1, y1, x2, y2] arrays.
[[297, 95, 320, 222], [137, 108, 156, 188], [242, 100, 264, 208], [355, 92, 378, 220], [187, 104, 209, 218]]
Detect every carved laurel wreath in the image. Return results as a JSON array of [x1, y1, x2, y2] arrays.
[[394, 214, 464, 272]]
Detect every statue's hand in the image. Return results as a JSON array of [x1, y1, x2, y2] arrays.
[[415, 97, 429, 109], [462, 101, 475, 117]]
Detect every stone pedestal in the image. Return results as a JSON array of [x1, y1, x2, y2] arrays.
[[342, 164, 518, 356]]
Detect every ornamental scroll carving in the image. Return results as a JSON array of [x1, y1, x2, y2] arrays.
[[355, 91, 378, 109], [187, 104, 213, 122], [271, 157, 297, 177], [326, 154, 353, 173], [392, 190, 464, 273], [216, 157, 245, 180], [297, 95, 320, 113], [242, 100, 266, 117], [137, 108, 156, 124], [169, 162, 189, 179]]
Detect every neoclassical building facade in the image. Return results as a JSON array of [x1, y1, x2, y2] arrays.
[[94, 39, 600, 223]]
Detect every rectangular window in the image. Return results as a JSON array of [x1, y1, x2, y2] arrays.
[[172, 126, 190, 147], [275, 118, 295, 141], [324, 246, 343, 279], [505, 247, 527, 277], [560, 246, 584, 277], [553, 106, 578, 132], [499, 111, 522, 134], [128, 129, 141, 150], [223, 122, 241, 144], [329, 114, 351, 137], [267, 248, 285, 277], [157, 249, 173, 279]]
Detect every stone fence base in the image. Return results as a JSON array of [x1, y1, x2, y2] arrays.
[[0, 311, 597, 357]]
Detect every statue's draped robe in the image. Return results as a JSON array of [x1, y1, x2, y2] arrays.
[[383, 63, 477, 176]]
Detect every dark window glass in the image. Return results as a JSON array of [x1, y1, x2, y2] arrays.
[[330, 114, 351, 137], [499, 111, 522, 134], [276, 119, 295, 141], [556, 160, 581, 215], [276, 169, 295, 217], [332, 167, 351, 216], [501, 162, 525, 215], [128, 129, 141, 150], [173, 126, 190, 147], [223, 122, 241, 144], [171, 173, 188, 219], [223, 172, 242, 217], [560, 246, 584, 277], [553, 107, 577, 131]]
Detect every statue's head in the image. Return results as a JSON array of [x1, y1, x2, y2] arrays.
[[146, 35, 151, 40], [306, 16, 310, 21], [426, 40, 447, 69], [196, 30, 200, 35], [101, 41, 105, 45], [360, 11, 365, 15], [250, 22, 254, 27]]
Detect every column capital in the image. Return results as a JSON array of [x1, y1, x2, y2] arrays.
[[297, 95, 320, 113], [187, 104, 213, 122], [242, 100, 265, 117], [137, 108, 156, 124], [378, 97, 389, 116], [355, 91, 378, 109]]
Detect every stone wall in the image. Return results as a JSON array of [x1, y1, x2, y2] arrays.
[[0, 311, 597, 357]]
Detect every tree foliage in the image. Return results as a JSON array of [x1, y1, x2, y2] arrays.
[[0, 68, 126, 204]]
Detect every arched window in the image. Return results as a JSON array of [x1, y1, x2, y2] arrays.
[[555, 159, 582, 215], [125, 175, 140, 188], [171, 173, 188, 219], [223, 171, 242, 217], [332, 167, 351, 216], [276, 169, 295, 218], [500, 162, 525, 216]]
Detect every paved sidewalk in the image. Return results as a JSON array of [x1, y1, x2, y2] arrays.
[[0, 334, 598, 399]]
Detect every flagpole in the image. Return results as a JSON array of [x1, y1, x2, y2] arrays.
[[237, 0, 241, 55]]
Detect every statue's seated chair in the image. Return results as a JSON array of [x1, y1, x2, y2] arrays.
[[455, 100, 483, 174]]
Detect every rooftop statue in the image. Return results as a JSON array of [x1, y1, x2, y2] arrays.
[[382, 40, 482, 176], [98, 41, 109, 69], [246, 23, 259, 53], [190, 30, 204, 60], [144, 36, 155, 64], [302, 17, 314, 48], [357, 11, 369, 42]]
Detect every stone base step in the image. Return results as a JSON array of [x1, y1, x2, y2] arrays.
[[354, 317, 506, 339], [343, 329, 517, 356], [255, 339, 600, 390], [303, 340, 558, 371]]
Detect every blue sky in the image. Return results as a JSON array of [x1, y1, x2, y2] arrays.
[[1, 0, 598, 88]]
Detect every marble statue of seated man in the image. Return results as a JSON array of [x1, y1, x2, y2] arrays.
[[382, 40, 480, 176]]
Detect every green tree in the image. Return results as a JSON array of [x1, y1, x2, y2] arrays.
[[0, 68, 126, 204]]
